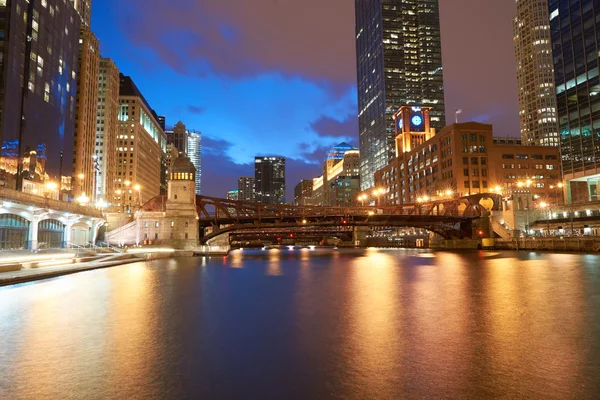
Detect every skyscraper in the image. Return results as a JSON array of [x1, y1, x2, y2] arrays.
[[238, 176, 255, 202], [0, 0, 80, 185], [355, 0, 445, 190], [94, 58, 120, 205], [73, 28, 100, 199], [513, 0, 559, 146], [187, 131, 202, 195], [255, 156, 285, 204], [549, 0, 600, 202], [71, 0, 92, 27], [115, 74, 166, 213]]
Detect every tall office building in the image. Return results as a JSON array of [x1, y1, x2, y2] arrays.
[[0, 0, 80, 184], [237, 176, 255, 202], [114, 74, 167, 213], [72, 28, 100, 198], [513, 0, 559, 146], [187, 131, 202, 194], [255, 156, 285, 204], [71, 0, 92, 27], [94, 58, 120, 204], [166, 121, 189, 156], [294, 180, 313, 206], [355, 0, 445, 190], [549, 0, 600, 202]]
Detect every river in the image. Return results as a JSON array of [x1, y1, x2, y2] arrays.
[[1, 249, 599, 399]]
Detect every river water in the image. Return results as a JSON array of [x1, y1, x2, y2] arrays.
[[1, 249, 599, 399]]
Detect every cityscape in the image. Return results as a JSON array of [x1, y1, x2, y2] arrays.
[[1, 0, 600, 399]]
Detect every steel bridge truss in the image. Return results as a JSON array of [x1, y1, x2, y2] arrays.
[[196, 194, 501, 244]]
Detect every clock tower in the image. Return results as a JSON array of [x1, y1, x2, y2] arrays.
[[393, 106, 436, 156]]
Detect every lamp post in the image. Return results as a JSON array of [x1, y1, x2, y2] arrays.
[[358, 194, 367, 206], [539, 202, 550, 236], [134, 184, 141, 208], [124, 180, 131, 213], [77, 173, 84, 196]]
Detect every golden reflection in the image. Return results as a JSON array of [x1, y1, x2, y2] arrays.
[[266, 249, 283, 276], [484, 254, 586, 393], [229, 249, 244, 269], [343, 250, 401, 396]]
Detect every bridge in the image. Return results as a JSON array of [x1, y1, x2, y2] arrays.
[[196, 193, 502, 244], [0, 187, 105, 250]]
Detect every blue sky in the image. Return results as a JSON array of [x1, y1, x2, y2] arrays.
[[91, 0, 520, 200]]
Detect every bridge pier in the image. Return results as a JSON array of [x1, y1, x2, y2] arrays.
[[353, 226, 370, 247]]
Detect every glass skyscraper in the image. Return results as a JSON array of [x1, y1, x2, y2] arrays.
[[187, 132, 202, 195], [549, 0, 600, 202], [355, 0, 445, 190], [255, 156, 286, 204]]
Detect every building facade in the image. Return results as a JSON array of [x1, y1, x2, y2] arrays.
[[549, 0, 600, 202], [294, 179, 313, 206], [255, 156, 285, 204], [106, 157, 199, 249], [187, 131, 202, 194], [374, 112, 561, 206], [71, 0, 92, 27], [166, 121, 189, 156], [513, 0, 559, 146], [227, 190, 239, 201], [114, 74, 166, 213], [73, 28, 100, 199], [94, 58, 119, 205], [238, 176, 254, 202], [355, 0, 445, 190], [0, 0, 80, 182], [311, 143, 360, 206]]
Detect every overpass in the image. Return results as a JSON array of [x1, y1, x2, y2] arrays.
[[0, 187, 104, 250], [196, 193, 501, 244]]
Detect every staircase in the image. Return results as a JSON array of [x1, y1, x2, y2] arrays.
[[491, 220, 513, 240]]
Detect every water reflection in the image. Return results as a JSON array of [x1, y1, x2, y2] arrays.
[[0, 250, 599, 399]]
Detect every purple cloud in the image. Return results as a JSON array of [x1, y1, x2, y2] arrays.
[[110, 0, 356, 86], [187, 105, 205, 115], [310, 116, 358, 139]]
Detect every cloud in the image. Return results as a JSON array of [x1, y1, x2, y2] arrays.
[[187, 105, 205, 115], [108, 0, 356, 86], [310, 115, 358, 140]]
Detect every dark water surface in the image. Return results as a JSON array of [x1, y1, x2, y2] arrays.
[[1, 249, 600, 399]]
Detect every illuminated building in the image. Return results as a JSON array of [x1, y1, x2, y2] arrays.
[[114, 74, 167, 213], [94, 58, 120, 205], [513, 0, 559, 146], [71, 0, 92, 27], [72, 28, 100, 198], [0, 141, 49, 188], [548, 0, 600, 202], [187, 131, 202, 194], [227, 190, 239, 201], [294, 180, 313, 206], [355, 0, 445, 190], [374, 107, 561, 205], [255, 156, 285, 204], [106, 157, 199, 249], [0, 0, 80, 181], [310, 143, 360, 206], [165, 143, 180, 171], [238, 176, 255, 202]]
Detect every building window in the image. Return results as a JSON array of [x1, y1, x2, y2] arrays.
[[516, 154, 529, 159], [502, 154, 515, 159], [464, 181, 470, 188], [463, 157, 468, 164]]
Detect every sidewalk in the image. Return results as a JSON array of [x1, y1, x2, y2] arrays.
[[0, 253, 144, 286]]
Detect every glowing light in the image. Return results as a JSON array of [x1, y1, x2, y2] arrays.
[[77, 194, 90, 205], [445, 190, 453, 196], [77, 173, 84, 180], [134, 184, 141, 191], [539, 202, 548, 208]]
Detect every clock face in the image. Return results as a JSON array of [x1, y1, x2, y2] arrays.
[[411, 115, 423, 126]]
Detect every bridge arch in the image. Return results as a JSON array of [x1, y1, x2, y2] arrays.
[[37, 219, 66, 249], [0, 213, 31, 250]]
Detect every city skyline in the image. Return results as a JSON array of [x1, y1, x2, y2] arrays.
[[89, 0, 520, 200]]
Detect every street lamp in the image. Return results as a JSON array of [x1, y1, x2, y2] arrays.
[[445, 190, 453, 197], [77, 194, 90, 205], [134, 184, 142, 207], [358, 194, 367, 206]]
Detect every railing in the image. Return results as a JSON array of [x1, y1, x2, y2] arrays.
[[0, 186, 103, 218]]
